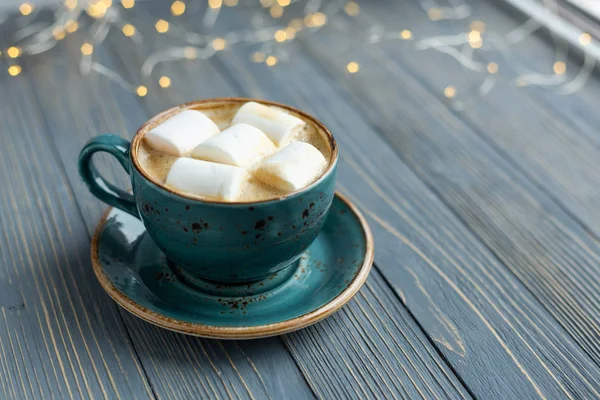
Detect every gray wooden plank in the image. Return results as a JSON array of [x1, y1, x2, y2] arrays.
[[478, 0, 600, 148], [20, 28, 314, 400], [288, 1, 600, 380], [282, 270, 471, 400], [74, 8, 470, 400], [209, 4, 597, 394], [355, 0, 600, 241], [0, 60, 154, 399], [321, 1, 600, 368], [121, 4, 600, 399]]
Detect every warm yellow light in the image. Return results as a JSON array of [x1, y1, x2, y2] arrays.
[[252, 51, 265, 63], [87, 5, 105, 18], [400, 30, 412, 40], [122, 24, 135, 36], [553, 61, 566, 75], [312, 12, 327, 27], [208, 0, 222, 8], [87, 0, 111, 18], [346, 62, 359, 73], [277, 0, 290, 5], [468, 30, 482, 48], [53, 28, 66, 40], [66, 20, 79, 33], [81, 43, 93, 55], [159, 76, 171, 88], [136, 86, 148, 96], [428, 8, 441, 20], [579, 33, 592, 46], [171, 0, 185, 15], [212, 38, 226, 50], [259, 0, 273, 7], [289, 18, 303, 31], [224, 0, 238, 5], [444, 86, 456, 98], [284, 26, 296, 40], [121, 0, 134, 8], [155, 19, 169, 33], [184, 47, 197, 59], [304, 14, 314, 27], [20, 3, 34, 15], [86, 0, 113, 18], [8, 65, 22, 76], [344, 1, 359, 16], [487, 62, 498, 74], [470, 20, 486, 33], [274, 30, 287, 42], [270, 5, 283, 18], [266, 55, 277, 66], [64, 0, 77, 10], [468, 30, 481, 42], [7, 47, 21, 58]]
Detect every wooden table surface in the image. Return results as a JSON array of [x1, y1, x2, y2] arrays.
[[2, 1, 600, 399]]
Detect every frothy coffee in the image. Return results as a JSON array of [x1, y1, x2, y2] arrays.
[[136, 101, 333, 202]]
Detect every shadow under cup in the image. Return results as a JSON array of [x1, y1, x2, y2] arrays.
[[79, 98, 339, 284]]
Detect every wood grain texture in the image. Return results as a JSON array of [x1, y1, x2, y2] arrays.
[[20, 31, 314, 400], [290, 0, 600, 384], [190, 6, 600, 398], [307, 1, 600, 370], [0, 58, 153, 399], [358, 0, 600, 240], [282, 270, 471, 400], [98, 11, 472, 399], [480, 1, 600, 150], [4, 2, 600, 399]]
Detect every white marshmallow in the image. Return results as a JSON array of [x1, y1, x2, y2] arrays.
[[232, 102, 305, 147], [145, 110, 220, 156], [166, 157, 247, 201], [190, 123, 276, 168], [255, 142, 327, 192]]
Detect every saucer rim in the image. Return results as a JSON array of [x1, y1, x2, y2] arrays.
[[91, 191, 374, 339]]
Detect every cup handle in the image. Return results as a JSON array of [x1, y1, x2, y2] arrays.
[[78, 134, 139, 218]]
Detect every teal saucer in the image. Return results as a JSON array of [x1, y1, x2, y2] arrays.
[[92, 193, 373, 339]]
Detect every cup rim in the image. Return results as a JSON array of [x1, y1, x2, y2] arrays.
[[130, 98, 339, 205]]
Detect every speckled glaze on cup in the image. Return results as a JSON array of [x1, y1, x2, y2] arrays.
[[78, 98, 338, 283]]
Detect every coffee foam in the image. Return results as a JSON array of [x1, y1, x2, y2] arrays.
[[137, 101, 333, 202]]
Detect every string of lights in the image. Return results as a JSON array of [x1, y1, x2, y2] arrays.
[[1, 0, 596, 102]]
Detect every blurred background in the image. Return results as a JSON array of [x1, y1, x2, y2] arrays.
[[1, 0, 598, 103]]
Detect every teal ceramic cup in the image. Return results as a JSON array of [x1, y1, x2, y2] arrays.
[[79, 98, 338, 283]]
